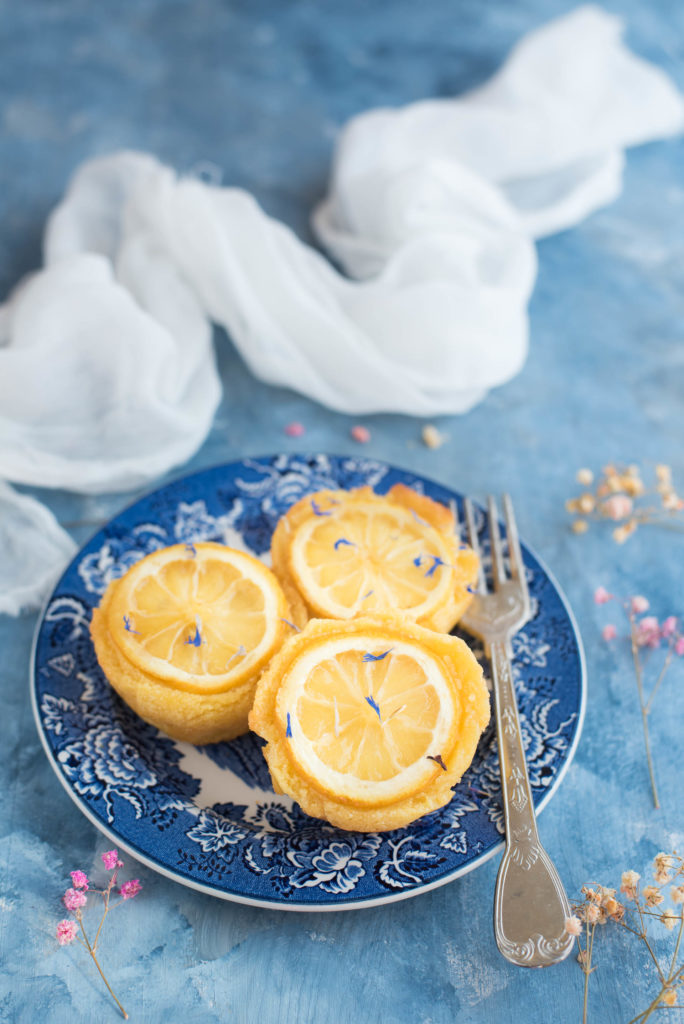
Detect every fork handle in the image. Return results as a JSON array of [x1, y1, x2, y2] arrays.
[[490, 639, 574, 968]]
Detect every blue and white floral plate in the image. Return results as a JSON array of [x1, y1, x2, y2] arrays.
[[32, 454, 585, 911]]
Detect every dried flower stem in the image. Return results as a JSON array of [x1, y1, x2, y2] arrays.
[[582, 922, 596, 1024], [77, 913, 129, 1020], [570, 855, 684, 1022], [56, 851, 141, 1019], [628, 612, 660, 809], [645, 646, 674, 714]]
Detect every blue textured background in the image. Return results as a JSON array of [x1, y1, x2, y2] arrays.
[[1, 1, 683, 1022]]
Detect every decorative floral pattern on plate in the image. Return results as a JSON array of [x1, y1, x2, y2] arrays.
[[32, 455, 585, 909]]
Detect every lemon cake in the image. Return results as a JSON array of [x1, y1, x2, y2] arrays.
[[248, 613, 490, 832]]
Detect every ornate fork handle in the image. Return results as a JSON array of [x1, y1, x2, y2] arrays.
[[490, 639, 575, 968]]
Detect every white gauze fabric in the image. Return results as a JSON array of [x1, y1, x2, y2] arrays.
[[0, 6, 683, 614], [0, 481, 77, 615]]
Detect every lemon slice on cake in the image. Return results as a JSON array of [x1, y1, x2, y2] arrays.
[[249, 614, 490, 832], [91, 542, 290, 744], [271, 484, 478, 633]]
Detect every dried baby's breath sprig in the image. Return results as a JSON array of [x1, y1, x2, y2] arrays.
[[56, 849, 141, 1019], [567, 464, 684, 541], [595, 589, 684, 809], [567, 853, 684, 1023]]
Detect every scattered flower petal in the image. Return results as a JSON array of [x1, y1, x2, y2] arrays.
[[350, 425, 370, 443], [421, 424, 446, 449], [284, 421, 305, 437], [602, 624, 617, 642], [594, 586, 613, 605]]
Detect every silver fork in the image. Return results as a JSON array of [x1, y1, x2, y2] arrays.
[[459, 494, 574, 969]]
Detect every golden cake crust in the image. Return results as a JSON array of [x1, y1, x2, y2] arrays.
[[270, 484, 479, 633], [90, 543, 291, 744], [248, 613, 490, 832]]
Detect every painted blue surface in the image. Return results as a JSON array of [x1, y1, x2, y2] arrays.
[[1, 1, 683, 1021]]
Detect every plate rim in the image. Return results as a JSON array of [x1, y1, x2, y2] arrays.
[[30, 453, 587, 912]]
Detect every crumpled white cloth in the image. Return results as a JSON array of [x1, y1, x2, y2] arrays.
[[0, 481, 77, 615], [0, 5, 683, 614]]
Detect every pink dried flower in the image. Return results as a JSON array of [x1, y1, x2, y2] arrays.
[[284, 421, 305, 438], [602, 494, 633, 520], [602, 624, 617, 642], [63, 887, 87, 911], [631, 595, 650, 614], [119, 879, 142, 900], [565, 916, 582, 936], [661, 616, 678, 638], [594, 586, 613, 605], [101, 850, 119, 871], [636, 617, 660, 648], [56, 920, 78, 945], [70, 870, 89, 890], [350, 425, 370, 443], [676, 637, 684, 657]]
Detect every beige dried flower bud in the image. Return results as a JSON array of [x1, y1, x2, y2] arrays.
[[661, 988, 677, 1008], [662, 490, 680, 510], [660, 909, 678, 931], [585, 903, 600, 924], [643, 885, 664, 907], [622, 476, 645, 497], [671, 885, 684, 905], [421, 424, 446, 450], [572, 519, 589, 534], [620, 870, 640, 899], [656, 464, 672, 485], [654, 853, 675, 884], [564, 915, 582, 936], [578, 494, 595, 514], [576, 468, 593, 486], [613, 520, 637, 544]]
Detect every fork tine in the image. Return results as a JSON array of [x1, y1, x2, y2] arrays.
[[487, 495, 506, 589], [452, 499, 461, 539], [464, 497, 487, 594], [502, 493, 528, 600]]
